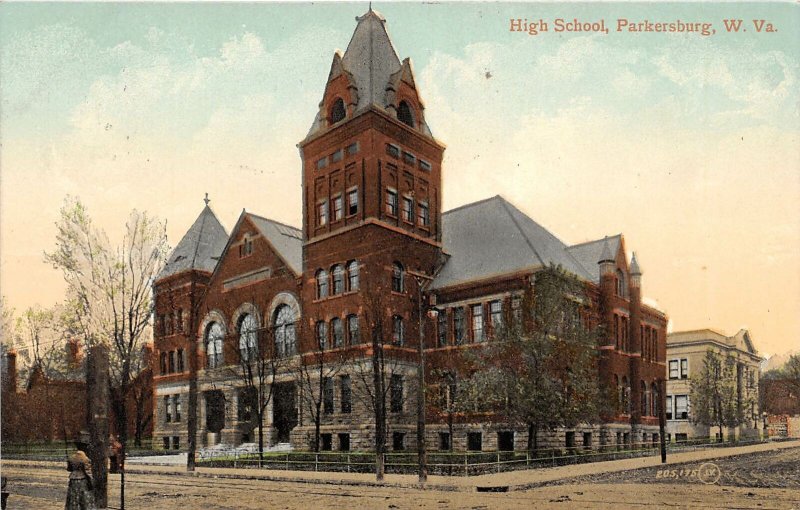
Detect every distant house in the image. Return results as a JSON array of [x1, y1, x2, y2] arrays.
[[666, 329, 763, 442]]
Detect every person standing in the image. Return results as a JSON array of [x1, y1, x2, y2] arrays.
[[65, 442, 95, 510]]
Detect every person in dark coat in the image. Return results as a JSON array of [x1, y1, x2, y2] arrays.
[[65, 441, 95, 510]]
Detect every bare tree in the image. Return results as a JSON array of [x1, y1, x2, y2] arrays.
[[46, 196, 168, 509]]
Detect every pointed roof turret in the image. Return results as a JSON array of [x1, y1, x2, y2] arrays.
[[341, 8, 402, 112], [630, 252, 642, 276], [598, 237, 614, 264], [158, 201, 228, 280]]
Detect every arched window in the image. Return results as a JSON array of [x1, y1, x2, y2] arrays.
[[316, 269, 329, 299], [332, 265, 344, 295], [347, 314, 360, 344], [392, 262, 404, 293], [347, 260, 359, 291], [330, 98, 346, 124], [621, 376, 630, 414], [238, 314, 258, 362], [616, 269, 626, 297], [392, 315, 404, 346], [614, 374, 620, 410], [205, 322, 225, 368], [273, 305, 296, 357], [641, 380, 648, 416], [397, 100, 415, 128], [651, 382, 659, 417], [316, 321, 328, 350], [331, 317, 344, 347]]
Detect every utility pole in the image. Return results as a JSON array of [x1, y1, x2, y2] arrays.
[[415, 276, 428, 484], [658, 378, 667, 463]]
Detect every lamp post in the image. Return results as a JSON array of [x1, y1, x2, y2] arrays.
[[414, 275, 429, 484]]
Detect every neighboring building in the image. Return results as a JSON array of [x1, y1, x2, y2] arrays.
[[666, 329, 763, 442], [152, 8, 668, 453]]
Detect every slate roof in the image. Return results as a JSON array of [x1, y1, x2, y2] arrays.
[[566, 235, 623, 284], [158, 206, 228, 280], [247, 214, 303, 276], [306, 9, 433, 138], [431, 196, 592, 290]]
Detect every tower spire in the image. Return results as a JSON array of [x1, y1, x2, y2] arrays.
[[204, 192, 210, 206]]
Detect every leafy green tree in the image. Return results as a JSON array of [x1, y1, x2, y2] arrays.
[[458, 265, 602, 454], [690, 350, 754, 441]]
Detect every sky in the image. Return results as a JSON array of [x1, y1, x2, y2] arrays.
[[1, 2, 798, 358]]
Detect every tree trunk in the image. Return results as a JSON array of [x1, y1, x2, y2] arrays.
[[258, 410, 265, 467], [87, 344, 109, 509], [527, 423, 539, 456], [373, 336, 385, 481]]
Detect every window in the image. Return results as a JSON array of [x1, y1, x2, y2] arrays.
[[160, 352, 167, 374], [164, 395, 171, 423], [173, 436, 180, 450], [489, 300, 502, 333], [385, 189, 398, 215], [238, 387, 256, 422], [347, 188, 358, 215], [418, 201, 429, 227], [397, 100, 415, 128], [168, 351, 176, 373], [621, 376, 630, 414], [332, 317, 344, 347], [205, 322, 224, 368], [391, 262, 404, 292], [437, 312, 448, 347], [439, 432, 451, 451], [321, 433, 333, 451], [176, 348, 184, 372], [454, 308, 465, 345], [323, 377, 334, 414], [390, 374, 403, 412], [163, 437, 170, 449], [583, 432, 592, 449], [273, 305, 296, 357], [471, 304, 484, 342], [347, 314, 360, 344], [511, 296, 522, 325], [316, 321, 328, 350], [402, 195, 414, 222], [316, 269, 329, 298], [330, 97, 346, 124], [680, 359, 688, 379], [332, 195, 343, 221], [419, 160, 431, 172], [176, 309, 183, 332], [338, 433, 351, 451], [392, 315, 404, 346], [317, 201, 328, 226], [498, 431, 514, 451], [641, 381, 648, 416], [239, 236, 253, 257], [402, 151, 416, 166], [616, 269, 626, 297], [346, 142, 359, 156], [675, 395, 688, 420], [467, 432, 482, 451], [566, 431, 576, 449], [238, 313, 258, 362], [340, 375, 352, 414], [332, 265, 344, 295], [347, 260, 359, 291], [386, 143, 400, 158], [669, 360, 679, 379], [331, 149, 343, 163], [392, 432, 406, 451], [316, 157, 328, 170], [666, 395, 673, 420]]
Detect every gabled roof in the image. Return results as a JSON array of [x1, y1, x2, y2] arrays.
[[158, 206, 228, 280], [431, 196, 592, 290], [566, 235, 623, 283], [247, 214, 303, 276], [667, 328, 760, 356]]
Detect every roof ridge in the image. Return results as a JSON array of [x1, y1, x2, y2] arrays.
[[442, 195, 503, 216], [498, 197, 546, 268], [246, 212, 301, 233], [568, 234, 622, 249], [188, 205, 211, 269]]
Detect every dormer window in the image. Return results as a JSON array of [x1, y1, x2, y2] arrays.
[[397, 100, 415, 128], [331, 98, 346, 124]]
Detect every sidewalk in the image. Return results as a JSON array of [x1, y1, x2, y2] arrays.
[[5, 439, 799, 492]]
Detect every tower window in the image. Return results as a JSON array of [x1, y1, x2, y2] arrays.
[[316, 321, 328, 350], [347, 260, 359, 291], [386, 143, 400, 158], [419, 160, 431, 172], [347, 188, 359, 215], [332, 317, 344, 347], [392, 262, 404, 293], [402, 151, 416, 166], [331, 149, 343, 163], [418, 202, 429, 227], [402, 196, 414, 223], [347, 314, 359, 344], [332, 195, 343, 221], [316, 269, 329, 299], [346, 142, 359, 156], [317, 157, 328, 170], [385, 189, 398, 216], [397, 100, 415, 128], [332, 264, 344, 295], [330, 98, 346, 124], [392, 315, 404, 346], [317, 200, 328, 226]]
